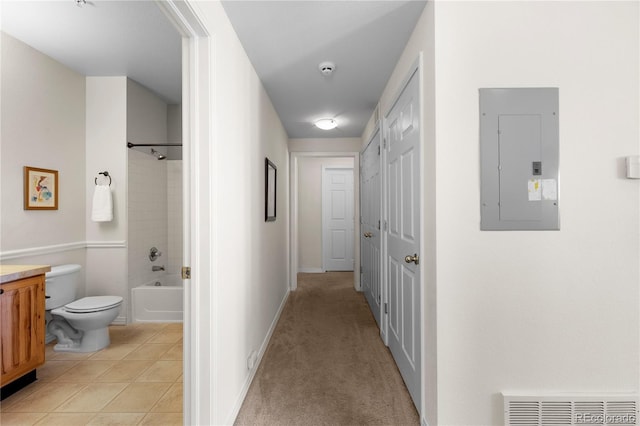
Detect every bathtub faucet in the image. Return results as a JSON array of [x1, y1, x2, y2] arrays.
[[152, 265, 165, 272]]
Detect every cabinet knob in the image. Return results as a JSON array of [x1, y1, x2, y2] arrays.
[[0, 288, 4, 295]]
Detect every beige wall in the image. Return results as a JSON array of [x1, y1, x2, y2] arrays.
[[191, 2, 291, 423], [1, 32, 87, 254], [434, 2, 638, 424], [85, 77, 128, 321], [289, 137, 361, 152], [370, 2, 639, 424], [297, 157, 355, 272]]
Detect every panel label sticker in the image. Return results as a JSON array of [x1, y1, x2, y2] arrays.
[[542, 179, 558, 200], [528, 179, 541, 201]]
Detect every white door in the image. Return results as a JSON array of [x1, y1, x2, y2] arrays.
[[361, 130, 382, 327], [322, 168, 354, 271], [384, 69, 421, 409]]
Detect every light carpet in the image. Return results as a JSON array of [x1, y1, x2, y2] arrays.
[[235, 272, 419, 425]]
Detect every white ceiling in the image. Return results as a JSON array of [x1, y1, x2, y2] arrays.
[[2, 0, 426, 139], [2, 1, 182, 103]]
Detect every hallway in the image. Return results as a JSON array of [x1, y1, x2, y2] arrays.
[[235, 272, 418, 425]]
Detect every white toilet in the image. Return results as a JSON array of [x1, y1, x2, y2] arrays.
[[46, 264, 123, 353]]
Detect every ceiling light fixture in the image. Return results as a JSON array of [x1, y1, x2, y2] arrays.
[[315, 118, 337, 130]]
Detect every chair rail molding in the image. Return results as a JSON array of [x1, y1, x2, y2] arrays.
[[0, 240, 127, 261]]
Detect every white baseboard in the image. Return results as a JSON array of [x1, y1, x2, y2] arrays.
[[111, 316, 127, 326], [298, 267, 324, 273], [227, 288, 290, 424]]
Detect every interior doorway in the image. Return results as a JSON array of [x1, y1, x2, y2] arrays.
[[290, 152, 360, 290]]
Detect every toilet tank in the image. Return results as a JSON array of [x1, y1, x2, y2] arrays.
[[45, 264, 81, 310]]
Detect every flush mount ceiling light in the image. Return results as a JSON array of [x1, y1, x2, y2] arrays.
[[315, 118, 337, 130]]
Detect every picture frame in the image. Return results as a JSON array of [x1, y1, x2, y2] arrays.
[[265, 158, 277, 222], [24, 166, 58, 210]]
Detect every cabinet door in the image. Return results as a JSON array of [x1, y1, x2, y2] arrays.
[[0, 275, 46, 386]]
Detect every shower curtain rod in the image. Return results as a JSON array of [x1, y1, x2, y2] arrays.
[[127, 142, 183, 148]]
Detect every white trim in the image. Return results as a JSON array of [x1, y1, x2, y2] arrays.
[[290, 151, 361, 292], [0, 241, 125, 261], [226, 289, 290, 425], [155, 2, 210, 425], [85, 241, 127, 248], [111, 316, 127, 326], [298, 267, 325, 273]]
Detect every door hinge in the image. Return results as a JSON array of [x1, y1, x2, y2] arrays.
[[384, 302, 388, 314], [377, 145, 381, 155], [181, 266, 191, 280], [383, 138, 387, 148], [377, 220, 381, 230], [384, 220, 388, 231]]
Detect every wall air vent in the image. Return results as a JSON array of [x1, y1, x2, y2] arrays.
[[503, 393, 639, 426]]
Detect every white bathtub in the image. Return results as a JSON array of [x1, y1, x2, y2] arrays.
[[131, 274, 183, 322]]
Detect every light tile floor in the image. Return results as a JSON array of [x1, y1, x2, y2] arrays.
[[0, 323, 183, 426]]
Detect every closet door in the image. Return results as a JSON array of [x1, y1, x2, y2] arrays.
[[360, 129, 382, 327], [384, 68, 421, 410]]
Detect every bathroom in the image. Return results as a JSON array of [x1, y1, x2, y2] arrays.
[[0, 33, 184, 325]]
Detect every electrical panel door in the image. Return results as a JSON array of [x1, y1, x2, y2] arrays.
[[480, 88, 559, 230]]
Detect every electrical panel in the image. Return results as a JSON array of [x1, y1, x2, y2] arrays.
[[480, 88, 559, 230]]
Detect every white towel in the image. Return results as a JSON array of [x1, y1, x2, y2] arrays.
[[91, 185, 113, 222]]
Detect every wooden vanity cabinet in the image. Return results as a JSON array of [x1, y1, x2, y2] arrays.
[[0, 274, 46, 387]]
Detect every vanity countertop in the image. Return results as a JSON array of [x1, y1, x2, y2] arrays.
[[0, 265, 51, 284]]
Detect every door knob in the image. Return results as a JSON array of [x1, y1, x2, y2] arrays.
[[404, 253, 419, 265], [363, 232, 372, 238]]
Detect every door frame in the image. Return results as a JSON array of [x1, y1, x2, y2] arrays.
[[290, 151, 360, 291], [360, 126, 385, 340], [321, 166, 355, 272], [156, 1, 210, 424]]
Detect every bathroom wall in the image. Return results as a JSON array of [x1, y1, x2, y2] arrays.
[[85, 76, 128, 323], [126, 79, 170, 301], [166, 104, 183, 273], [0, 32, 87, 289], [167, 160, 183, 274], [128, 149, 168, 288], [297, 156, 355, 272]]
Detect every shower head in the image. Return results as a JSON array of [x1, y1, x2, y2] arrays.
[[151, 149, 166, 160]]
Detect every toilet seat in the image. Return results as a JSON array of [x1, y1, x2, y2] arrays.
[[64, 296, 123, 313]]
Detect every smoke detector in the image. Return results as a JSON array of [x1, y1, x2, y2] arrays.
[[318, 61, 336, 76]]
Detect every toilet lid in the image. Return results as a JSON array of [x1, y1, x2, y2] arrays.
[[65, 296, 123, 313]]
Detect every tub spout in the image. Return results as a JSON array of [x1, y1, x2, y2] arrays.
[[152, 265, 165, 272]]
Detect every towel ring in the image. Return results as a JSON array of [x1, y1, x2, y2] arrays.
[[95, 171, 111, 186]]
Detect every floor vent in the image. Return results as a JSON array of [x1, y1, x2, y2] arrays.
[[503, 393, 639, 426]]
